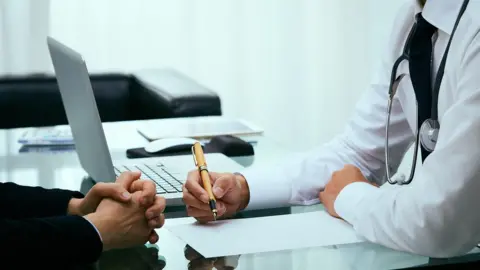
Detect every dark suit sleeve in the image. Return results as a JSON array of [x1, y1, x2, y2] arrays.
[[0, 215, 103, 266], [0, 182, 84, 219]]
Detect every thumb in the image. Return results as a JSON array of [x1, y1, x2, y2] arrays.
[[116, 171, 142, 189], [92, 183, 132, 202], [108, 184, 132, 202], [212, 174, 235, 199], [318, 191, 325, 203]]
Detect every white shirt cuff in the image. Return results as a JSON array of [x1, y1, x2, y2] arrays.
[[238, 167, 292, 211], [83, 216, 103, 242], [334, 181, 379, 225]]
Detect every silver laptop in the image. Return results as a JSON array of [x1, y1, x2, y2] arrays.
[[46, 36, 244, 205]]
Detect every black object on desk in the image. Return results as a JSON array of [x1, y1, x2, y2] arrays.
[[126, 135, 254, 159]]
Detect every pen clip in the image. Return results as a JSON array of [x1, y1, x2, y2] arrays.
[[191, 145, 198, 166]]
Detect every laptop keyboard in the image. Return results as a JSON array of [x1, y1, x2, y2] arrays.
[[114, 164, 183, 194]]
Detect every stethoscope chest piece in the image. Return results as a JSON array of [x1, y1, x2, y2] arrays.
[[419, 118, 439, 152]]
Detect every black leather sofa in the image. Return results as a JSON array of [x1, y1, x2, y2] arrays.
[[0, 69, 222, 129]]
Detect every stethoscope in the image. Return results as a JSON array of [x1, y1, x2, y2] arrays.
[[385, 0, 469, 185]]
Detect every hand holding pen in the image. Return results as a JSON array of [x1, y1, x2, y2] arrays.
[[191, 142, 218, 219], [184, 142, 250, 223]]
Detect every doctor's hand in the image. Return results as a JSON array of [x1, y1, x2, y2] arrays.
[[183, 171, 250, 223], [319, 164, 377, 219]]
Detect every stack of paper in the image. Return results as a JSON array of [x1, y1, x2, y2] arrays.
[[166, 211, 365, 258]]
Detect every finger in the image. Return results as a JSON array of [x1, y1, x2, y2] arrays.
[[149, 231, 159, 244], [130, 180, 157, 206], [345, 164, 358, 171], [216, 201, 227, 216], [186, 205, 226, 219], [186, 205, 215, 218], [196, 216, 216, 224], [116, 171, 142, 189], [319, 191, 331, 209], [183, 187, 211, 211], [211, 174, 236, 199], [319, 191, 326, 203], [146, 196, 166, 219], [185, 170, 209, 204], [148, 214, 165, 229], [319, 191, 336, 217], [91, 182, 132, 202]]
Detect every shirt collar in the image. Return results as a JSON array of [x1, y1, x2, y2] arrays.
[[418, 0, 464, 35]]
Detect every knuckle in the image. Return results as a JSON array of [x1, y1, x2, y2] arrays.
[[186, 206, 194, 216], [133, 180, 142, 188], [183, 197, 194, 207], [216, 175, 232, 187], [146, 180, 155, 188], [144, 181, 156, 192], [95, 182, 106, 189], [128, 182, 137, 192], [346, 164, 356, 170], [158, 195, 166, 203], [158, 196, 167, 208], [184, 178, 193, 189], [182, 188, 189, 198], [92, 182, 107, 193], [187, 170, 198, 179], [158, 215, 165, 227], [196, 217, 212, 224]]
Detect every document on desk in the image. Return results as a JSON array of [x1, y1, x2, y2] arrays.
[[166, 211, 365, 258]]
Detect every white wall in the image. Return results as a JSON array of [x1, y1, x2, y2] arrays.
[[2, 0, 409, 152]]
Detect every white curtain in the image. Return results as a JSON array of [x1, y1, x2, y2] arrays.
[[0, 0, 50, 73], [1, 0, 407, 151]]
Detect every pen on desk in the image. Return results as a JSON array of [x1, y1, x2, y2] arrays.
[[191, 142, 217, 220]]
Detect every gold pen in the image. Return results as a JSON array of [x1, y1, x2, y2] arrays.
[[192, 142, 217, 220]]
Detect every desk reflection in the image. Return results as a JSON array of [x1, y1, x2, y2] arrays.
[[97, 245, 166, 270], [184, 245, 240, 270]]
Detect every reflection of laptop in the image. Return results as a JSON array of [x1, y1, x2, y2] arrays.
[[46, 36, 244, 205]]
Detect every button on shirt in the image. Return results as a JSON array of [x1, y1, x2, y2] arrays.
[[240, 0, 480, 258]]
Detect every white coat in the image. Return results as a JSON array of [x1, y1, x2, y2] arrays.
[[241, 0, 480, 258]]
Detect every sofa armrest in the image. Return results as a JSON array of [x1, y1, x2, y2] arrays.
[[129, 69, 222, 120]]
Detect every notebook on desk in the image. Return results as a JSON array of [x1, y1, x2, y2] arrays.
[[136, 116, 263, 141], [18, 126, 74, 146]]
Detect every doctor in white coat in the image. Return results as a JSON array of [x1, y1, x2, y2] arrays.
[[182, 0, 480, 258]]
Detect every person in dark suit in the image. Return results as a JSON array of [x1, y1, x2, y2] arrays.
[[0, 171, 166, 267]]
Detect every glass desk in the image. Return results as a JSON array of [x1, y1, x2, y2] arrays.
[[0, 120, 479, 269]]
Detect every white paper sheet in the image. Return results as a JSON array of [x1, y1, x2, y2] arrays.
[[166, 211, 365, 258]]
